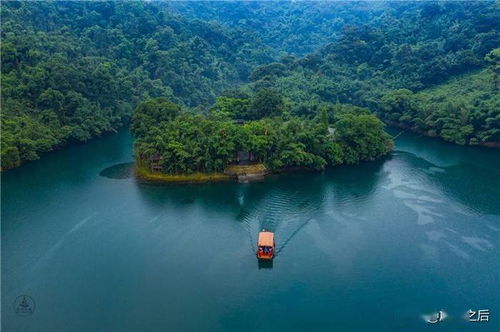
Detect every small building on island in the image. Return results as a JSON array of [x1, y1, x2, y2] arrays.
[[233, 150, 256, 165], [150, 153, 163, 173]]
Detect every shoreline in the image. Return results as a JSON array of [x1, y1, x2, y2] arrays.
[[1, 126, 125, 172], [136, 163, 269, 184], [135, 163, 328, 185], [135, 166, 232, 184], [4, 120, 498, 172], [384, 120, 500, 147]]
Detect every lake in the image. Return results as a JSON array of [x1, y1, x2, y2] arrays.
[[2, 128, 499, 331]]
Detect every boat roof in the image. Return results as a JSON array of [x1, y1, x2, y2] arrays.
[[258, 232, 274, 247]]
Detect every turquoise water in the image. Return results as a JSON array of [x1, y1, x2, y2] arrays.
[[2, 128, 499, 331]]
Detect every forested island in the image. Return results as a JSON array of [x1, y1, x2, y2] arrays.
[[132, 95, 393, 182], [1, 1, 498, 171]]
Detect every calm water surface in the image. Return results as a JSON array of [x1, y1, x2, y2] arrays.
[[2, 128, 499, 331]]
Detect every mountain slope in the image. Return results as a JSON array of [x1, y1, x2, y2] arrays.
[[168, 0, 388, 55], [232, 1, 499, 145], [0, 1, 273, 169], [380, 69, 499, 145]]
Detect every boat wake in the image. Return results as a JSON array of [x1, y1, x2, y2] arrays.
[[236, 186, 325, 257]]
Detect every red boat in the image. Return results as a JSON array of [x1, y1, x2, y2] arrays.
[[257, 230, 275, 260]]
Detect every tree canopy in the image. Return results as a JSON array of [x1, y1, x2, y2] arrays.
[[0, 1, 272, 169], [235, 1, 499, 146], [2, 1, 498, 169], [132, 97, 393, 174]]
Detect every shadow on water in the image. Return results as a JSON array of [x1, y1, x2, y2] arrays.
[[99, 162, 135, 179], [1, 129, 134, 192], [389, 127, 500, 168], [324, 156, 390, 206], [257, 259, 273, 269]]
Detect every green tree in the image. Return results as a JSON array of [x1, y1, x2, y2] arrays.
[[131, 98, 181, 138], [249, 88, 285, 120]]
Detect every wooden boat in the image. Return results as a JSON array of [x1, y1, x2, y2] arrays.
[[257, 230, 275, 260]]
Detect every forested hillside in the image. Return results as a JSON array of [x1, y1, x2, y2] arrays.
[[381, 68, 499, 145], [169, 1, 388, 55], [0, 1, 272, 169], [236, 1, 499, 145], [1, 1, 498, 170]]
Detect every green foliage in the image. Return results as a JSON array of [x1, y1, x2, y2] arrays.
[[169, 1, 390, 55], [250, 63, 288, 81], [248, 89, 286, 120], [1, 1, 273, 169], [380, 89, 422, 127], [2, 1, 497, 170], [379, 70, 500, 145], [485, 48, 500, 91], [234, 1, 499, 146], [133, 98, 393, 174], [131, 98, 181, 138], [335, 114, 393, 164], [210, 96, 251, 120]]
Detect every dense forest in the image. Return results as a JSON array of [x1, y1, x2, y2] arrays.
[[231, 1, 499, 145], [169, 1, 389, 55], [1, 1, 272, 169], [381, 68, 499, 145], [132, 96, 393, 174], [1, 1, 499, 170]]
